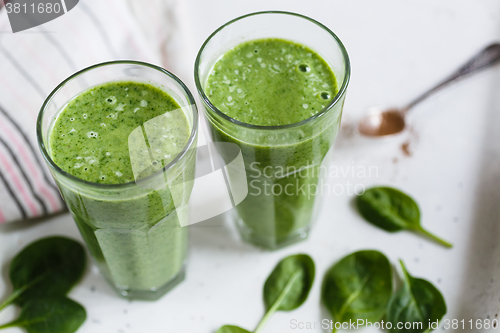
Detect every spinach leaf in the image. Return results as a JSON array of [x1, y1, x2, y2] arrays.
[[0, 297, 86, 333], [0, 237, 86, 310], [254, 254, 315, 333], [263, 254, 315, 311], [322, 250, 392, 333], [216, 254, 315, 333], [215, 325, 251, 333], [356, 187, 452, 248], [387, 260, 446, 333]]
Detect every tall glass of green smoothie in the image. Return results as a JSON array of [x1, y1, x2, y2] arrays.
[[195, 12, 350, 250], [37, 61, 198, 299]]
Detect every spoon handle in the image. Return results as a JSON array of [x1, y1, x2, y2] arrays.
[[406, 43, 500, 110]]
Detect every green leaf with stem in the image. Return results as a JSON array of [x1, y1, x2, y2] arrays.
[[254, 254, 315, 333], [386, 260, 446, 333], [356, 187, 452, 248], [0, 297, 86, 333], [0, 237, 86, 310], [322, 250, 393, 333]]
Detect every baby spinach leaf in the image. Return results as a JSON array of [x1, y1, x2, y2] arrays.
[[215, 325, 251, 333], [0, 236, 86, 310], [356, 187, 452, 248], [254, 254, 315, 333], [0, 297, 86, 333], [263, 254, 315, 311], [387, 260, 446, 333], [322, 250, 393, 333]]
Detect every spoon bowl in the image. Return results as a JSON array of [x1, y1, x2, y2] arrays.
[[358, 108, 407, 137]]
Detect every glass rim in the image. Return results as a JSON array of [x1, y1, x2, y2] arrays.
[[194, 10, 351, 131], [37, 60, 199, 190]]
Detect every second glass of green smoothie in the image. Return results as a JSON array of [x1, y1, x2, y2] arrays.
[[37, 61, 198, 299], [195, 12, 350, 249]]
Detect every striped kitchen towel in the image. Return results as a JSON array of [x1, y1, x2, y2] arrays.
[[0, 0, 183, 223]]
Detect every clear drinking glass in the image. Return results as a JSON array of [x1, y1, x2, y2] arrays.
[[195, 12, 350, 250], [37, 61, 198, 299]]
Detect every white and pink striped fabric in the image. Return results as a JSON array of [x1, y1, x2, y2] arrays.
[[0, 0, 180, 223]]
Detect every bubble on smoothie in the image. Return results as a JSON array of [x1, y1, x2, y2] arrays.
[[115, 171, 123, 177], [106, 96, 117, 104], [227, 96, 233, 102], [106, 152, 111, 156], [257, 57, 262, 63], [319, 91, 331, 100], [237, 88, 243, 94], [298, 64, 310, 73], [83, 114, 87, 119], [246, 52, 253, 58], [115, 103, 126, 111], [86, 131, 98, 138], [74, 163, 84, 169], [164, 154, 171, 159], [302, 104, 309, 109], [76, 156, 82, 160], [69, 128, 76, 133], [70, 118, 75, 121], [101, 123, 107, 127], [234, 70, 239, 75], [124, 87, 128, 91], [100, 176, 106, 180], [140, 100, 148, 107], [134, 108, 140, 113]]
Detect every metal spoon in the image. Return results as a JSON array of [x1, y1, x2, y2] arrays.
[[358, 43, 500, 137]]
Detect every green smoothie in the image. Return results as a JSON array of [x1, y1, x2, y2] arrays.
[[49, 81, 193, 294], [205, 39, 340, 248]]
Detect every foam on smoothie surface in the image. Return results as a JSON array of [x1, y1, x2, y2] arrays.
[[205, 38, 338, 126], [49, 81, 190, 184]]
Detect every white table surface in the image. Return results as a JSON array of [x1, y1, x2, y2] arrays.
[[2, 0, 500, 332]]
